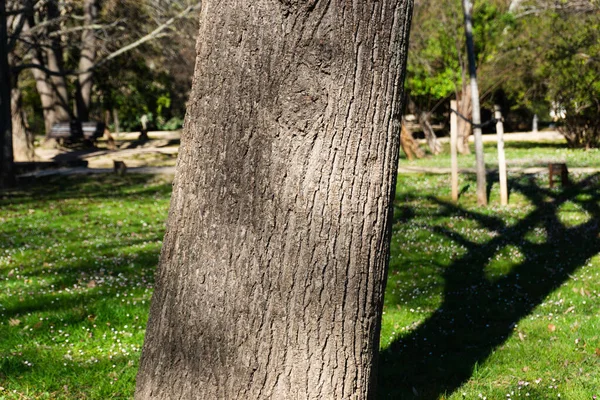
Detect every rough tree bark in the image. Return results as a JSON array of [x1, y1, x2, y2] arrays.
[[135, 1, 413, 399]]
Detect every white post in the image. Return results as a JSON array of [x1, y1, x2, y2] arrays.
[[495, 105, 508, 206], [451, 101, 459, 203]]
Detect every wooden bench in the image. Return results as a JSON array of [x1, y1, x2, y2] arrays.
[[49, 121, 105, 141]]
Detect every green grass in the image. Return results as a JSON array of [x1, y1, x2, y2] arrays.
[[0, 174, 171, 399], [379, 171, 600, 399], [401, 139, 600, 169], [1, 145, 600, 399]]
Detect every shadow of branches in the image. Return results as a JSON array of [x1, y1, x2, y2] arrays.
[[379, 173, 600, 399]]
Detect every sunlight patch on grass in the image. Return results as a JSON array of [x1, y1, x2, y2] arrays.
[[379, 172, 600, 399], [484, 245, 524, 282], [556, 200, 593, 227], [0, 174, 171, 399]]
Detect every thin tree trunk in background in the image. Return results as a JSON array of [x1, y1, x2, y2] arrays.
[[456, 86, 471, 154], [418, 112, 442, 155], [495, 105, 508, 205], [135, 1, 414, 399], [45, 0, 71, 124], [401, 122, 425, 160], [407, 97, 440, 155], [20, 19, 57, 136], [450, 100, 459, 202], [462, 0, 487, 206], [11, 88, 34, 161], [112, 108, 120, 134], [0, 2, 14, 188], [77, 0, 98, 122], [31, 64, 57, 136], [45, 49, 70, 122]]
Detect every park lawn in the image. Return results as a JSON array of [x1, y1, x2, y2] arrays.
[[401, 138, 600, 169], [379, 172, 600, 399], [0, 146, 599, 399], [0, 174, 171, 399]]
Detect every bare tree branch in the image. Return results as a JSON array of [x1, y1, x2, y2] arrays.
[[94, 1, 201, 68], [13, 1, 201, 76]]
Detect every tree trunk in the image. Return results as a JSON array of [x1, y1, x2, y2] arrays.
[[0, 3, 14, 188], [112, 108, 120, 134], [462, 0, 487, 205], [406, 98, 440, 155], [401, 122, 425, 160], [31, 62, 57, 136], [456, 86, 472, 154], [135, 1, 413, 399], [418, 112, 442, 155], [11, 88, 35, 162], [45, 0, 71, 124], [76, 0, 98, 122]]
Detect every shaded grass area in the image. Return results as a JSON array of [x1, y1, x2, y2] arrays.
[[0, 174, 171, 399], [379, 172, 600, 399], [1, 167, 600, 399], [401, 139, 600, 169]]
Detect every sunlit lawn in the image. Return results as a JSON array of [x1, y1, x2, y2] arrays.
[[379, 172, 600, 399], [0, 175, 171, 399], [401, 139, 600, 169], [1, 146, 600, 399]]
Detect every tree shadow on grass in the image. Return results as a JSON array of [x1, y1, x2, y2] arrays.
[[2, 173, 172, 206], [0, 174, 169, 392], [379, 173, 600, 399]]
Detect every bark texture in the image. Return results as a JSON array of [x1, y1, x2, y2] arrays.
[[136, 1, 413, 399]]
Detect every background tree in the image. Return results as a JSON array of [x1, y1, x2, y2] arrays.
[[406, 0, 464, 153], [135, 1, 413, 398], [406, 0, 513, 153], [462, 0, 487, 206], [501, 0, 600, 147], [1, 1, 14, 187], [6, 0, 200, 144]]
